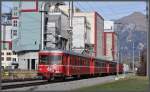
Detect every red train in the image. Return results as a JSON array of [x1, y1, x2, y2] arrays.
[[38, 49, 123, 80]]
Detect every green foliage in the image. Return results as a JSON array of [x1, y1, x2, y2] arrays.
[[137, 48, 147, 76]]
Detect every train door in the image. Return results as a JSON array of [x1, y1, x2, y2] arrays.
[[62, 54, 68, 76], [106, 62, 110, 74], [66, 55, 70, 76], [90, 58, 94, 76]]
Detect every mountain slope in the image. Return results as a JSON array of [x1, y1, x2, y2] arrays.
[[115, 12, 147, 61]]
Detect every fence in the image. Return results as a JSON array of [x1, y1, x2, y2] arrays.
[[1, 69, 38, 80]]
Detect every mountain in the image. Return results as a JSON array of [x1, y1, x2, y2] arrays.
[[114, 12, 147, 61], [116, 12, 147, 32]]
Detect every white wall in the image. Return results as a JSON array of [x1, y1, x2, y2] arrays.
[[1, 50, 18, 69], [96, 13, 104, 58], [74, 12, 95, 44], [106, 33, 113, 60], [72, 16, 85, 49], [104, 21, 114, 32], [18, 51, 39, 70], [1, 25, 12, 41]]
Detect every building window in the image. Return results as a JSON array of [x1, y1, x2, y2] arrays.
[[7, 57, 11, 61], [13, 20, 17, 27], [13, 58, 16, 61], [14, 7, 18, 10], [1, 52, 4, 55], [13, 52, 17, 55], [13, 12, 17, 16], [1, 57, 4, 61], [13, 30, 17, 36], [7, 52, 11, 55]]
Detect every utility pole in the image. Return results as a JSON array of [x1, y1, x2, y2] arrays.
[[139, 50, 141, 63], [114, 22, 120, 77], [146, 0, 149, 77], [117, 32, 120, 76], [40, 2, 47, 50], [132, 41, 135, 73], [0, 0, 2, 90], [68, 0, 73, 51], [69, 0, 74, 28], [132, 24, 136, 74]]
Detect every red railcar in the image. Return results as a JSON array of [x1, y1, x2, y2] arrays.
[[38, 49, 123, 80]]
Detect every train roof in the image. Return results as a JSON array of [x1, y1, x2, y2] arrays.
[[39, 48, 116, 63], [40, 48, 92, 58]]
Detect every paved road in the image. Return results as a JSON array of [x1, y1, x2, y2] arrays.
[[4, 75, 124, 91]]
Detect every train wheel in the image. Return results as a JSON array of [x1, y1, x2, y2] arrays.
[[59, 77, 66, 81], [41, 76, 46, 80], [48, 77, 55, 82], [73, 75, 80, 80]]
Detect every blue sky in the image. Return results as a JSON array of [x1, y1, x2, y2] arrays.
[[2, 1, 146, 20]]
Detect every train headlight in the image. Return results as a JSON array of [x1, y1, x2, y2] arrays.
[[47, 66, 55, 72], [39, 68, 41, 71], [47, 67, 51, 71]]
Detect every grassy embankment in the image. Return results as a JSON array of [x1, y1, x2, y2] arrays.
[[73, 76, 149, 92]]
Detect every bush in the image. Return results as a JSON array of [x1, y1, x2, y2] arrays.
[[137, 48, 147, 76]]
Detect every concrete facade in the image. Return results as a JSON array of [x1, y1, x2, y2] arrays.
[[12, 1, 42, 52], [17, 51, 38, 70], [104, 21, 117, 61], [72, 16, 86, 53], [44, 12, 71, 50], [74, 12, 104, 58], [1, 50, 18, 69]]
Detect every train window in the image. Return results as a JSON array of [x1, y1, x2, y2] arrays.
[[39, 55, 49, 64], [81, 58, 83, 65], [76, 57, 78, 65], [62, 55, 67, 65], [49, 55, 62, 65], [70, 56, 72, 65], [74, 56, 76, 65], [72, 56, 74, 65]]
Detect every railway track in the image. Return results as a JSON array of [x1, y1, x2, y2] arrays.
[[2, 77, 76, 90], [2, 80, 48, 90], [2, 78, 40, 83], [2, 75, 114, 90]]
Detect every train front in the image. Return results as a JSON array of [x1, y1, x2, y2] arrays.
[[38, 50, 64, 80]]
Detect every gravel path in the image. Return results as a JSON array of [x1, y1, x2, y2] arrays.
[[4, 75, 120, 91]]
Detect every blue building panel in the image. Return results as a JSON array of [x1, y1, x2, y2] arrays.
[[12, 2, 43, 52]]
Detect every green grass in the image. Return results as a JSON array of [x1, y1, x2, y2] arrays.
[[73, 76, 149, 92]]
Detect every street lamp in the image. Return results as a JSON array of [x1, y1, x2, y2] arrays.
[[128, 23, 136, 74], [114, 22, 122, 77], [128, 40, 135, 73]]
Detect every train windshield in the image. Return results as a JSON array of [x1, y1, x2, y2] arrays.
[[39, 55, 49, 64], [39, 55, 62, 65], [49, 55, 62, 65]]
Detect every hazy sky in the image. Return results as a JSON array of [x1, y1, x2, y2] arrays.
[[2, 1, 146, 20]]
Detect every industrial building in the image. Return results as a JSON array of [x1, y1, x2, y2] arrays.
[[59, 5, 104, 57], [74, 12, 104, 58], [104, 21, 117, 61], [11, 1, 72, 70], [1, 13, 18, 69]]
